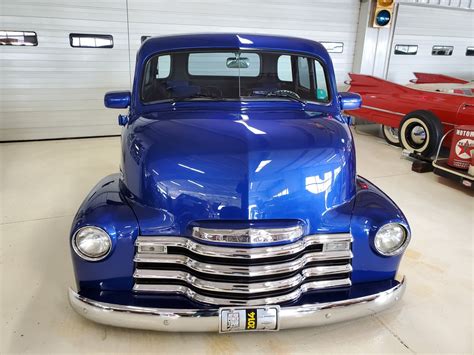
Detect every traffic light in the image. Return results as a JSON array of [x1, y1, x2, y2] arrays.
[[373, 0, 394, 28]]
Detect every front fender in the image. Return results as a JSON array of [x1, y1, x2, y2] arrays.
[[70, 174, 409, 292], [351, 177, 410, 284], [70, 174, 139, 292]]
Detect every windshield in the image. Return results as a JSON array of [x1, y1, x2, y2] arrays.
[[141, 50, 330, 104]]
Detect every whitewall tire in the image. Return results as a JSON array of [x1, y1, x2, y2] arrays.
[[382, 125, 400, 146], [398, 111, 443, 157]]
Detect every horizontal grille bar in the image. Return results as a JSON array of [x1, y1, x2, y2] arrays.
[[134, 232, 352, 306], [136, 234, 352, 260], [192, 225, 304, 244], [133, 279, 352, 306], [134, 251, 352, 278], [134, 264, 352, 294]]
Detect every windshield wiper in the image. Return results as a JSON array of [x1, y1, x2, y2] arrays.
[[173, 94, 221, 102], [265, 91, 306, 104]]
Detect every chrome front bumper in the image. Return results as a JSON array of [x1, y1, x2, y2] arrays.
[[68, 276, 406, 332]]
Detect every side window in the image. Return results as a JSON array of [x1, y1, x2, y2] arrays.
[[297, 57, 311, 89], [314, 61, 329, 102], [277, 55, 293, 82], [143, 54, 170, 87], [466, 47, 474, 56], [156, 55, 171, 79]]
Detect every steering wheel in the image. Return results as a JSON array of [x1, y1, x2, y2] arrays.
[[266, 89, 301, 99]]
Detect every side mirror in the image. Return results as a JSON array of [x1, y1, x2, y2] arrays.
[[104, 91, 131, 109], [338, 92, 361, 110]]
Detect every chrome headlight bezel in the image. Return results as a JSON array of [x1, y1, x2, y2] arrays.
[[72, 226, 112, 261], [374, 223, 410, 256]]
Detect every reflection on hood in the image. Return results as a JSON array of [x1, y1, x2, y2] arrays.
[[121, 109, 355, 235]]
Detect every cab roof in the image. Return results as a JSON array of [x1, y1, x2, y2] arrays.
[[138, 33, 331, 62]]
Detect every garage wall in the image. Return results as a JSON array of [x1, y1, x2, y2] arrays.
[[1, 0, 361, 141], [127, 0, 361, 89], [386, 3, 474, 83], [0, 0, 129, 141], [1, 1, 472, 141], [398, 0, 474, 10]]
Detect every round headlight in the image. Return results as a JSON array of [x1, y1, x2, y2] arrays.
[[374, 223, 409, 256], [72, 226, 112, 261]]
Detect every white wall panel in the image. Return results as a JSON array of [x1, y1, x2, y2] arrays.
[[398, 0, 474, 10], [1, 0, 472, 141], [127, 0, 361, 89], [0, 0, 130, 141], [386, 4, 474, 83], [0, 0, 360, 141]]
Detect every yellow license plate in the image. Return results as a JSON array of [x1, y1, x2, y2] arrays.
[[219, 306, 280, 333]]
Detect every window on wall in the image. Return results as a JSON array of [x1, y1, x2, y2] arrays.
[[320, 42, 344, 53], [394, 44, 418, 55], [432, 46, 453, 56], [0, 31, 38, 46], [69, 33, 113, 48], [465, 47, 474, 56]]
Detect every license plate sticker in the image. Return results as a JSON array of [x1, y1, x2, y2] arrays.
[[219, 306, 280, 333]]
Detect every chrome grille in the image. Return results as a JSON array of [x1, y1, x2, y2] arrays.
[[133, 231, 352, 306]]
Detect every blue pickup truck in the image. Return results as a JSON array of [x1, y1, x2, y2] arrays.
[[68, 33, 410, 333]]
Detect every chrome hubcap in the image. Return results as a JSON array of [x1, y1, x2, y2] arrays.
[[387, 127, 399, 139], [383, 126, 399, 143], [410, 126, 426, 145]]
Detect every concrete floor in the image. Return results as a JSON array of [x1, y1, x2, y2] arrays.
[[1, 125, 473, 354]]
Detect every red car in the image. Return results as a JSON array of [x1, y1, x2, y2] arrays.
[[347, 73, 474, 157]]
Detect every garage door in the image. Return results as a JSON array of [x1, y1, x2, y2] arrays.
[[128, 0, 360, 88], [387, 4, 474, 84], [0, 0, 129, 141], [1, 0, 360, 141]]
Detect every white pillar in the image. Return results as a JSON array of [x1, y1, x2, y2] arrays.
[[352, 0, 397, 78]]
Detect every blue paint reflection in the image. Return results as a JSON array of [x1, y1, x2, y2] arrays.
[[120, 108, 356, 234]]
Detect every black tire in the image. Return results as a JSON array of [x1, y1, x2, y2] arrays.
[[382, 125, 400, 146], [398, 110, 443, 157]]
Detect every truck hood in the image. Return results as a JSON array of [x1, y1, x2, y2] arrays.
[[121, 109, 356, 235]]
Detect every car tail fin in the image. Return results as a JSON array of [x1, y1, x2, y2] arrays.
[[348, 73, 410, 95], [412, 72, 469, 84], [348, 73, 389, 88]]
